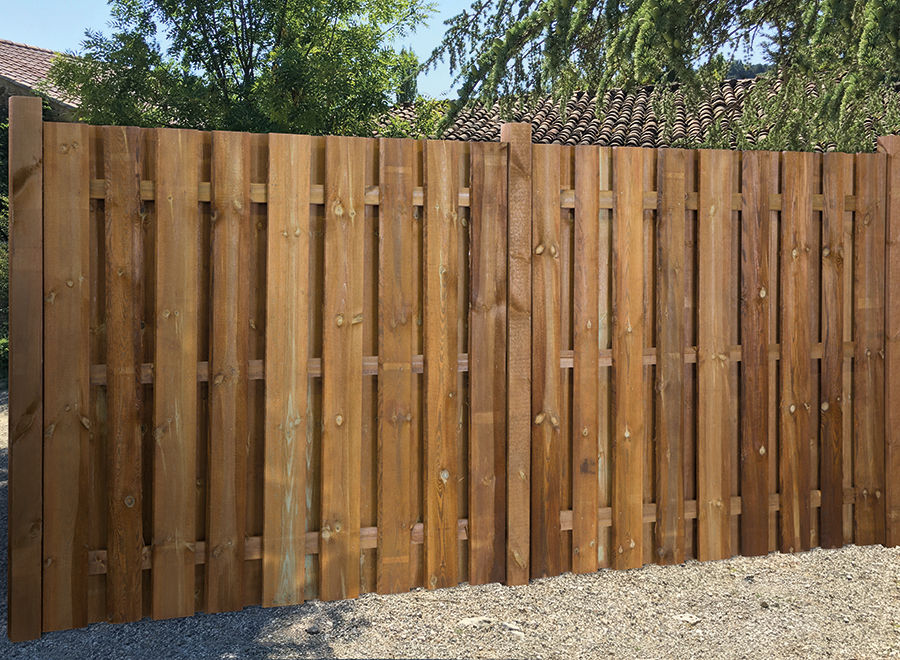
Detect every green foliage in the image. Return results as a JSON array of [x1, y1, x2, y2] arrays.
[[430, 0, 900, 151], [379, 97, 447, 138], [48, 0, 434, 135], [726, 60, 770, 79]]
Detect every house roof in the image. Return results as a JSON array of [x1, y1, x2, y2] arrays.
[[0, 39, 76, 107]]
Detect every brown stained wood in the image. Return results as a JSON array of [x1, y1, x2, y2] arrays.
[[697, 150, 732, 562], [376, 138, 415, 594], [152, 129, 201, 619], [597, 147, 613, 567], [780, 151, 814, 553], [320, 136, 366, 600], [612, 147, 644, 569], [7, 96, 44, 641], [103, 126, 145, 622], [530, 144, 562, 578], [739, 151, 771, 557], [572, 146, 600, 573], [423, 140, 461, 589], [468, 142, 508, 585], [655, 148, 686, 564], [42, 121, 92, 632], [207, 131, 251, 613], [878, 136, 900, 547], [500, 123, 532, 585], [853, 153, 887, 545], [262, 133, 311, 607], [820, 152, 850, 549]]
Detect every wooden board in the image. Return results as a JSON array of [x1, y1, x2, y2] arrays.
[[530, 144, 562, 578], [597, 148, 613, 567], [423, 140, 461, 589], [206, 131, 251, 612], [500, 123, 532, 585], [853, 152, 887, 545], [820, 152, 850, 548], [655, 148, 686, 564], [377, 138, 415, 594], [262, 133, 311, 606], [611, 147, 644, 569], [152, 128, 201, 618], [320, 136, 366, 600], [7, 96, 44, 641], [696, 149, 732, 562], [739, 150, 771, 556], [468, 142, 507, 585], [42, 121, 91, 631], [103, 126, 145, 622]]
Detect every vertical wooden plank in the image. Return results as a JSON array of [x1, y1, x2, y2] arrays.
[[820, 152, 849, 549], [780, 151, 813, 553], [597, 147, 613, 567], [655, 148, 686, 565], [877, 135, 900, 547], [611, 147, 644, 569], [103, 126, 144, 622], [207, 130, 250, 613], [500, 123, 532, 585], [739, 150, 771, 556], [423, 140, 460, 589], [42, 121, 91, 631], [696, 149, 732, 562], [468, 142, 507, 585], [531, 144, 561, 578], [376, 138, 415, 593], [261, 133, 310, 606], [853, 152, 887, 546], [7, 96, 43, 641], [573, 145, 599, 573], [152, 129, 201, 618], [320, 136, 366, 600]]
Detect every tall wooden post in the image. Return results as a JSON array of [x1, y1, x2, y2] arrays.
[[7, 95, 44, 641]]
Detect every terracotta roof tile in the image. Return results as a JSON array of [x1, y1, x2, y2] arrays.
[[0, 39, 76, 107]]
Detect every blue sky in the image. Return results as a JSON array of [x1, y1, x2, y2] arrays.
[[1, 0, 468, 98]]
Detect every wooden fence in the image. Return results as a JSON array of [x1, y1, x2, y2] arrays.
[[8, 94, 900, 640]]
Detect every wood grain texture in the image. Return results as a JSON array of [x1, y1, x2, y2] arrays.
[[320, 136, 366, 600], [500, 123, 532, 585], [103, 126, 145, 622], [853, 152, 887, 546], [377, 138, 415, 594], [573, 145, 600, 573], [42, 121, 91, 631], [207, 131, 251, 613], [530, 144, 562, 578], [820, 152, 850, 549], [597, 147, 613, 567], [697, 149, 733, 562], [655, 148, 686, 564], [7, 96, 44, 641], [262, 133, 311, 607], [468, 142, 507, 585], [878, 136, 900, 547], [153, 129, 201, 619], [739, 150, 771, 556], [423, 140, 460, 589], [611, 147, 644, 569]]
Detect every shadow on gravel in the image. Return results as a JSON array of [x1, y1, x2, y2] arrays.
[[0, 438, 372, 659]]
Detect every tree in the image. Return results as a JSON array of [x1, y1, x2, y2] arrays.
[[429, 0, 900, 151], [48, 0, 433, 136]]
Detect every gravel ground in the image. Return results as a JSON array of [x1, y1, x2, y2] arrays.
[[3, 397, 900, 658]]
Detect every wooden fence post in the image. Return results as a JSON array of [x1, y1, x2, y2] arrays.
[[500, 123, 532, 585], [7, 96, 44, 641], [878, 135, 900, 547]]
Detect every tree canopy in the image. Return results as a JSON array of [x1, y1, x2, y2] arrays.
[[48, 0, 433, 135], [430, 0, 900, 151]]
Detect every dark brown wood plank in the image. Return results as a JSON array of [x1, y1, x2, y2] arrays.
[[423, 140, 461, 589], [655, 148, 686, 564], [468, 142, 507, 585], [207, 130, 251, 612], [7, 95, 44, 641]]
